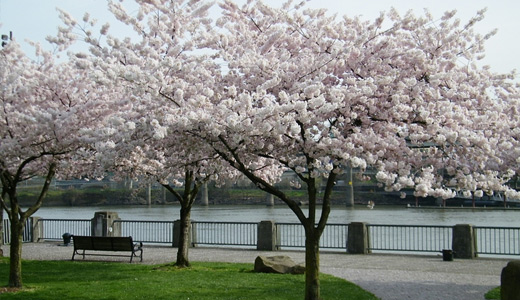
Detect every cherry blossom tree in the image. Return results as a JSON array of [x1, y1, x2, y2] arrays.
[[183, 1, 520, 299], [48, 0, 519, 298], [0, 40, 113, 287], [495, 85, 520, 206], [51, 0, 235, 267], [101, 114, 238, 266]]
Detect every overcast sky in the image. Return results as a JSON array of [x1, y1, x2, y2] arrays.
[[0, 0, 518, 75]]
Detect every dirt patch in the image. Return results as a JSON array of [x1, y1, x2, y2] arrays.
[[0, 287, 21, 294]]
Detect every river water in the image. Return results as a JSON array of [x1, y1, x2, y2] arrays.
[[25, 204, 520, 227]]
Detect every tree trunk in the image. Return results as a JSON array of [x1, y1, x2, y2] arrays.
[[211, 137, 338, 300], [304, 226, 321, 300], [0, 161, 55, 288], [161, 170, 201, 268], [176, 205, 192, 267], [8, 215, 24, 287]]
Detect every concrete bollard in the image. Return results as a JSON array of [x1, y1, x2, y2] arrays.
[[91, 211, 121, 237], [347, 222, 371, 254], [452, 224, 477, 259], [257, 220, 279, 251], [501, 261, 520, 300], [30, 217, 43, 242]]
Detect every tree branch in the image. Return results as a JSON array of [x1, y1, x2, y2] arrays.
[[214, 135, 308, 223], [24, 162, 57, 218]]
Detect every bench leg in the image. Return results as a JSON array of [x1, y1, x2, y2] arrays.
[[71, 250, 84, 261], [130, 250, 143, 263]]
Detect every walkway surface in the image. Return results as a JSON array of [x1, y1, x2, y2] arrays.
[[1, 242, 511, 299]]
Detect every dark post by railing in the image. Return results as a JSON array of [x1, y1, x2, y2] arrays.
[[347, 222, 370, 254], [257, 220, 279, 251], [452, 224, 477, 259]]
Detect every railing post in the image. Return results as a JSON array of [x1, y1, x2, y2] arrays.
[[257, 220, 279, 251], [347, 222, 371, 254], [452, 224, 477, 259], [110, 219, 122, 237], [30, 217, 43, 242], [91, 212, 120, 237]]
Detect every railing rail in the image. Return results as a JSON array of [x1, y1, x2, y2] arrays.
[[474, 226, 520, 256], [2, 218, 33, 244], [114, 220, 174, 244], [367, 224, 452, 253], [37, 219, 91, 241], [275, 223, 347, 249], [192, 221, 257, 247], [276, 222, 304, 248]]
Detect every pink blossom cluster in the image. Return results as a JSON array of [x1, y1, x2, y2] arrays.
[[3, 0, 519, 204]]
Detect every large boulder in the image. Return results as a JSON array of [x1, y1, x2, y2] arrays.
[[254, 255, 305, 275], [501, 261, 520, 300]]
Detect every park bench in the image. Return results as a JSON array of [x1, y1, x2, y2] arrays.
[[72, 235, 143, 262]]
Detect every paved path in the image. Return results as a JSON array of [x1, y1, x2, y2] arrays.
[[2, 242, 510, 299]]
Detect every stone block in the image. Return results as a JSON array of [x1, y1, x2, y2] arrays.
[[452, 224, 476, 259], [501, 261, 520, 300], [254, 255, 305, 274], [347, 222, 370, 254], [257, 220, 279, 251]]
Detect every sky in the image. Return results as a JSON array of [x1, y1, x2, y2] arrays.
[[0, 0, 519, 75]]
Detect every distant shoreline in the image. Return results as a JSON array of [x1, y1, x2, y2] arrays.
[[406, 205, 520, 210]]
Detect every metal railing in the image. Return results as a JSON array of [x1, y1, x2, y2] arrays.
[[322, 223, 348, 249], [475, 226, 520, 256], [2, 217, 520, 258], [115, 220, 174, 244], [2, 218, 33, 244], [36, 219, 92, 241], [276, 223, 348, 249], [276, 223, 304, 248], [367, 224, 452, 253], [192, 221, 257, 247]]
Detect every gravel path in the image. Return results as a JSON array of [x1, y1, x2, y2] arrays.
[[2, 242, 509, 299]]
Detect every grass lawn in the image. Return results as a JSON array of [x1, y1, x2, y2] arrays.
[[485, 287, 500, 299], [0, 258, 378, 299]]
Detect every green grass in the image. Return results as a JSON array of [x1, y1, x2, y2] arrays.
[[485, 286, 500, 299], [0, 258, 378, 299]]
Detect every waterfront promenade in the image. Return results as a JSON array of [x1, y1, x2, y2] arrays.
[[1, 242, 510, 300]]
